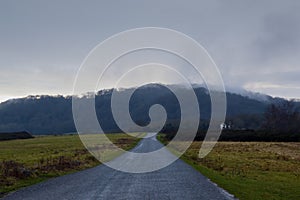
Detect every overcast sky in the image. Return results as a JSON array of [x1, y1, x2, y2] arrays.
[[0, 0, 300, 102]]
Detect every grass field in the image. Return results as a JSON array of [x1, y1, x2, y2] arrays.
[[0, 134, 141, 196], [158, 135, 300, 200]]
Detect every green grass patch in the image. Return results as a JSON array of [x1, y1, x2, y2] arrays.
[[0, 133, 141, 196], [158, 134, 300, 200]]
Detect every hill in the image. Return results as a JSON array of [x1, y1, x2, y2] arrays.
[[0, 84, 292, 134]]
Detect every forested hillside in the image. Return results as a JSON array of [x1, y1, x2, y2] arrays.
[[0, 84, 293, 134]]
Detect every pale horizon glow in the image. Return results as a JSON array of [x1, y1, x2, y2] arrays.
[[1, 81, 298, 104]]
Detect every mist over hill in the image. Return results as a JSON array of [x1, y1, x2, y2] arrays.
[[0, 84, 294, 135]]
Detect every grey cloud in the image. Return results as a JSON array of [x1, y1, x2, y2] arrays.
[[253, 10, 300, 64], [0, 0, 300, 100]]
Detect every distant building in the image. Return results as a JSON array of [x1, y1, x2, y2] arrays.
[[0, 131, 34, 141], [220, 123, 232, 130]]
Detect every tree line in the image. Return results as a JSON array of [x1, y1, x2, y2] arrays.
[[162, 100, 300, 142]]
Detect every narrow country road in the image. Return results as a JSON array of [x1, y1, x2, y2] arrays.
[[3, 134, 234, 200]]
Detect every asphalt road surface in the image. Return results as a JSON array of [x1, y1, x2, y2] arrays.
[[3, 134, 235, 200]]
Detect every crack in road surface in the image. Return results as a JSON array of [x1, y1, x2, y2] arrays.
[[2, 134, 235, 200]]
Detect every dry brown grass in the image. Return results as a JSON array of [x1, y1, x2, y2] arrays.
[[181, 141, 300, 200]]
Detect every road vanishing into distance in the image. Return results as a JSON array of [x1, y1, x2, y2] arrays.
[[3, 134, 234, 200]]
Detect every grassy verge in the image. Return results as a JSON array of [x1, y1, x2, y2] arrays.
[[0, 133, 142, 196], [158, 134, 300, 200]]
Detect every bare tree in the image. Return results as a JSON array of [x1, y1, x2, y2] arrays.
[[263, 101, 299, 133]]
